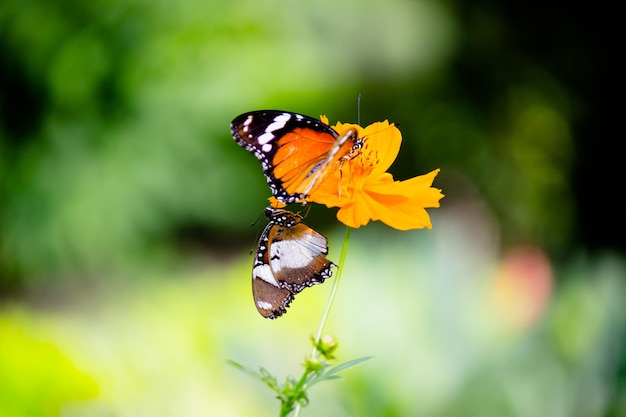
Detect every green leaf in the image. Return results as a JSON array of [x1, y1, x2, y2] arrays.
[[225, 359, 261, 379], [308, 356, 373, 387], [226, 360, 280, 392], [325, 356, 373, 377]]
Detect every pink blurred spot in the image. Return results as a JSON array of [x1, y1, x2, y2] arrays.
[[492, 246, 553, 333]]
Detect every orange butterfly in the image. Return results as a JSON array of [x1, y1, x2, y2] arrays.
[[231, 110, 362, 204]]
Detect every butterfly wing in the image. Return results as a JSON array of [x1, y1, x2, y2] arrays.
[[251, 207, 334, 319], [267, 222, 333, 293], [231, 110, 358, 203], [252, 220, 295, 319]]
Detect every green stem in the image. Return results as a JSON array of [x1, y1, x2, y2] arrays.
[[291, 226, 352, 417], [280, 367, 312, 417], [311, 226, 351, 355]]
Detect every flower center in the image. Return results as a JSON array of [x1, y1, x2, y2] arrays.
[[353, 141, 378, 177]]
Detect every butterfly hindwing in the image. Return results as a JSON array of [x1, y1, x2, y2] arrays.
[[251, 263, 294, 319], [231, 110, 361, 203], [252, 207, 334, 319]]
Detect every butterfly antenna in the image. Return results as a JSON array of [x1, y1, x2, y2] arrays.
[[357, 93, 362, 125], [249, 211, 265, 255], [250, 211, 264, 227]]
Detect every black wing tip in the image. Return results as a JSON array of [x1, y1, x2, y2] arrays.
[[232, 110, 291, 125], [261, 293, 294, 319]]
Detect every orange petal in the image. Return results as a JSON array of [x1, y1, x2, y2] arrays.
[[368, 189, 435, 230], [334, 187, 430, 230], [336, 201, 370, 228], [335, 169, 443, 230], [371, 169, 443, 203], [268, 196, 287, 208], [360, 121, 401, 176], [333, 121, 365, 139]]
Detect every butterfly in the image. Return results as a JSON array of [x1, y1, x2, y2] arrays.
[[231, 110, 363, 204], [252, 206, 334, 318]]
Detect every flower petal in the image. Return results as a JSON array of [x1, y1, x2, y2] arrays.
[[307, 118, 443, 231], [372, 169, 443, 202], [336, 199, 373, 228], [335, 169, 443, 230], [359, 121, 401, 176], [368, 189, 436, 230], [268, 196, 288, 208]]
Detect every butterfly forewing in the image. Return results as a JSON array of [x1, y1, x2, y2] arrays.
[[231, 110, 361, 203], [268, 222, 333, 293]]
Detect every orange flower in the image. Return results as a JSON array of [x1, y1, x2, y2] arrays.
[[308, 118, 444, 230]]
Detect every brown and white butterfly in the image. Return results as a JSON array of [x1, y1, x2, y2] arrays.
[[252, 206, 334, 319]]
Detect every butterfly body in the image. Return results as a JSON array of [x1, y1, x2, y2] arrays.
[[252, 206, 334, 319], [231, 110, 361, 203]]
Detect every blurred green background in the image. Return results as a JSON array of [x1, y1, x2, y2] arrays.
[[1, 0, 623, 416]]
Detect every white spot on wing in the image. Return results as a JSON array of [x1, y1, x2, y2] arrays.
[[262, 113, 291, 138], [242, 115, 253, 132], [269, 233, 327, 272], [256, 300, 273, 310], [253, 264, 279, 286], [257, 132, 275, 145]]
